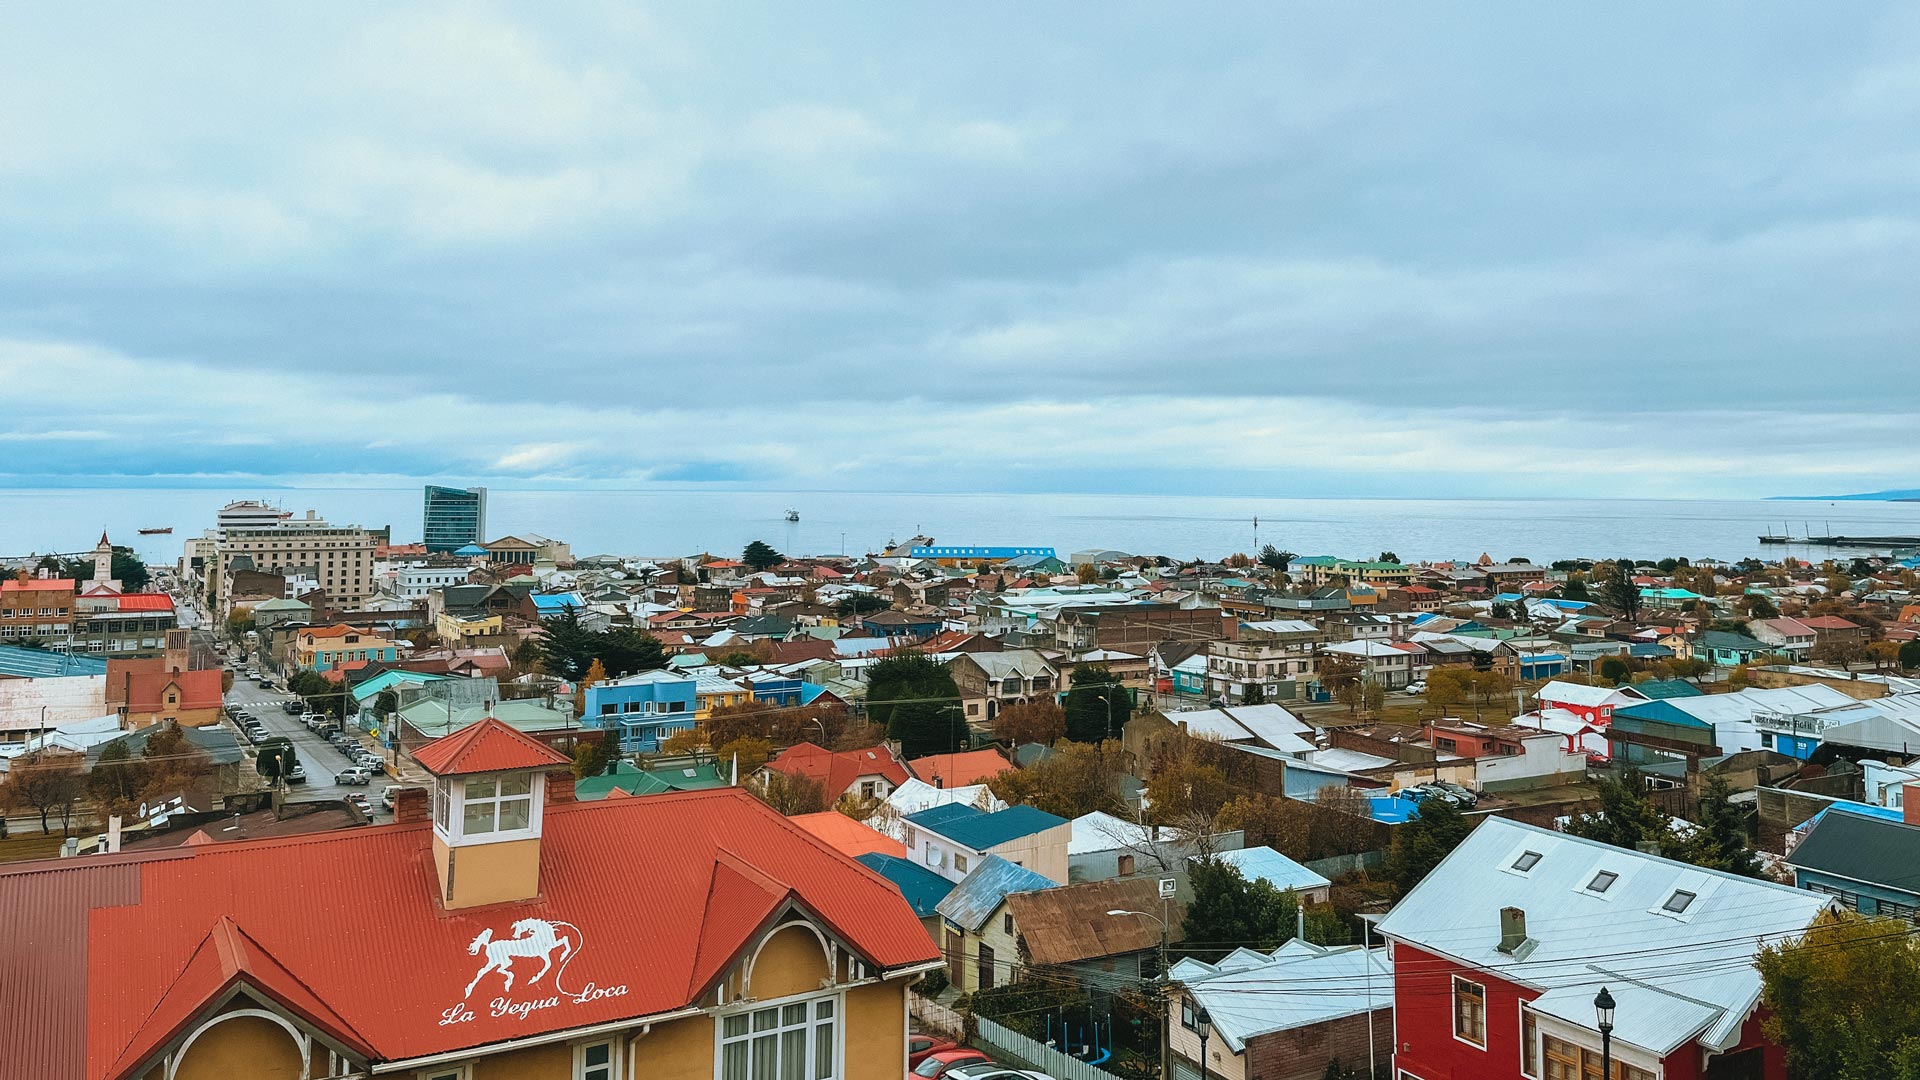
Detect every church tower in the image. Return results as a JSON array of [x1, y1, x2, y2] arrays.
[[91, 532, 122, 594]]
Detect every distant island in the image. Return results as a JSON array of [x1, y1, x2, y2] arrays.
[[1771, 488, 1920, 502]]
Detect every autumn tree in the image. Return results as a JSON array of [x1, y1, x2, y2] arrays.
[[88, 741, 151, 818], [991, 700, 1066, 747], [140, 724, 214, 798], [1424, 668, 1472, 711], [1758, 911, 1920, 1078], [1144, 760, 1232, 823], [753, 770, 827, 816], [716, 737, 774, 777], [0, 751, 85, 835], [1319, 653, 1364, 715], [705, 699, 777, 747], [986, 740, 1129, 819]]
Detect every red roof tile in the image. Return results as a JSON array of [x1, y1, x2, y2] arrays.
[[410, 717, 571, 776], [0, 788, 940, 1078]]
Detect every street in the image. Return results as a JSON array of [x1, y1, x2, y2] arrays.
[[224, 675, 395, 822]]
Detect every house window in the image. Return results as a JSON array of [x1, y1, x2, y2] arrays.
[[720, 996, 838, 1080], [952, 853, 969, 874], [1521, 1007, 1539, 1078], [1543, 1035, 1652, 1080], [1181, 998, 1200, 1032], [462, 773, 533, 835], [419, 1067, 469, 1080], [1511, 851, 1543, 872], [1003, 912, 1014, 935], [1452, 977, 1486, 1047], [433, 779, 450, 829], [1117, 853, 1136, 876], [1586, 871, 1618, 894], [574, 1040, 616, 1080]]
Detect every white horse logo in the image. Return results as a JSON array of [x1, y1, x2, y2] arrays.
[[464, 918, 583, 999]]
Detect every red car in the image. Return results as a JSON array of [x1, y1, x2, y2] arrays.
[[909, 1049, 992, 1079], [907, 1035, 957, 1067]]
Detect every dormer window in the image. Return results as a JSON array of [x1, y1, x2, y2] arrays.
[[1663, 889, 1697, 914], [1586, 871, 1618, 894], [1512, 851, 1543, 872]]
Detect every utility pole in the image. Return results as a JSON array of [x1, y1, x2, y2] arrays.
[[1108, 899, 1175, 1080]]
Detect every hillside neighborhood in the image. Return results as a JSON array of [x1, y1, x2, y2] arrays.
[[2, 495, 1919, 1078]]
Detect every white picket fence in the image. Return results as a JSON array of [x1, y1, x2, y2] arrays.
[[974, 1016, 1128, 1080]]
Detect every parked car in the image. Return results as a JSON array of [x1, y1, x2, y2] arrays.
[[334, 768, 371, 785], [1433, 780, 1479, 807], [283, 700, 304, 714], [381, 786, 401, 810], [1404, 680, 1428, 695], [346, 792, 372, 814], [287, 764, 307, 784], [912, 1050, 992, 1079], [908, 1036, 958, 1068], [943, 1065, 1053, 1080]]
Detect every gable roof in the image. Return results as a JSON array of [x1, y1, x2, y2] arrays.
[[0, 787, 937, 1080], [408, 716, 571, 776], [1785, 808, 1920, 894], [933, 855, 1056, 932], [1375, 816, 1830, 1055], [1004, 877, 1181, 966], [1172, 939, 1391, 1049], [763, 743, 909, 799], [1536, 680, 1648, 709], [905, 748, 1013, 789], [789, 812, 905, 859], [1208, 847, 1332, 895], [904, 804, 1068, 852]]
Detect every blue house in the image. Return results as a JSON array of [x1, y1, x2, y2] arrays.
[[1785, 808, 1920, 920], [743, 672, 806, 707], [583, 669, 699, 752], [1516, 652, 1568, 680]]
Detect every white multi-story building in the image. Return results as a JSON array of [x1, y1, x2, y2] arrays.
[[394, 565, 474, 600], [216, 510, 377, 607]]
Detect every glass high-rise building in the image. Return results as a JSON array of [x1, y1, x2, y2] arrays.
[[422, 485, 487, 552]]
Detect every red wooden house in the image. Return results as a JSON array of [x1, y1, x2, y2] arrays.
[[1376, 817, 1829, 1080]]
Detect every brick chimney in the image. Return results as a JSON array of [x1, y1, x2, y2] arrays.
[[1905, 782, 1920, 826], [546, 768, 576, 805], [393, 786, 430, 824]]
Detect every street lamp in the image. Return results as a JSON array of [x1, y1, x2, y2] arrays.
[[1194, 1004, 1211, 1080], [1108, 909, 1171, 1080], [1595, 987, 1616, 1080]]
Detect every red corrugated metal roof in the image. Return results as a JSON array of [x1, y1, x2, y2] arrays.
[[409, 716, 571, 776], [0, 787, 943, 1080], [112, 594, 174, 612], [106, 916, 376, 1079], [906, 749, 1013, 789], [0, 578, 75, 592], [765, 743, 910, 799]]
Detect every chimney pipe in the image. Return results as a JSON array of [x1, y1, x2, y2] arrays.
[[1497, 907, 1528, 954]]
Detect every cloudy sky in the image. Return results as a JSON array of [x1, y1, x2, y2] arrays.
[[2, 3, 1916, 498]]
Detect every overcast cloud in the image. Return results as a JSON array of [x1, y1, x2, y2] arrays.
[[2, 3, 1916, 497]]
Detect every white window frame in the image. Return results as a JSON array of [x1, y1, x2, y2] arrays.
[[417, 1066, 470, 1080], [434, 770, 545, 847], [573, 1038, 619, 1080], [1451, 975, 1487, 1049], [714, 988, 843, 1080], [1519, 1002, 1540, 1079]]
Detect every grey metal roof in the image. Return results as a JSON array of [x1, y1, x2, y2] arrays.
[[1374, 816, 1831, 1054], [933, 855, 1056, 932], [1785, 808, 1920, 896], [1171, 940, 1391, 1050]]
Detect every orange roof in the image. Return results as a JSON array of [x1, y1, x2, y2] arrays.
[[298, 624, 366, 639], [1, 578, 74, 592], [112, 594, 174, 612], [410, 717, 571, 776], [107, 664, 222, 713], [0, 788, 941, 1079], [788, 812, 905, 859], [764, 743, 909, 800], [906, 748, 1013, 789]]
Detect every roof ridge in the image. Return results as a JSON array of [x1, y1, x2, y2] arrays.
[[1481, 817, 1828, 898]]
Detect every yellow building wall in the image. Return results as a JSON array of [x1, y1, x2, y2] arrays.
[[170, 1013, 304, 1080], [753, 925, 832, 999], [633, 1012, 719, 1077], [844, 981, 907, 1080], [436, 836, 542, 909], [471, 1039, 571, 1080]]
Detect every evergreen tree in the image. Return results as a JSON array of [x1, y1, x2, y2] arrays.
[[1600, 559, 1642, 620], [1562, 576, 1590, 602], [1177, 858, 1293, 961], [1062, 664, 1132, 743], [1564, 776, 1674, 851], [866, 652, 963, 758], [742, 540, 783, 571], [1673, 773, 1761, 877], [1385, 797, 1476, 896]]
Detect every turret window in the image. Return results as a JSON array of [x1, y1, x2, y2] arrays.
[[462, 773, 533, 834]]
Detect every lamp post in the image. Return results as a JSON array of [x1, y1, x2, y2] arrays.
[[1194, 1004, 1211, 1080], [1595, 986, 1616, 1080], [1108, 909, 1171, 1080]]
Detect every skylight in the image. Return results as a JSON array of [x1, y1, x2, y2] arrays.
[[1586, 871, 1618, 894], [1512, 851, 1542, 872], [1663, 889, 1697, 913]]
